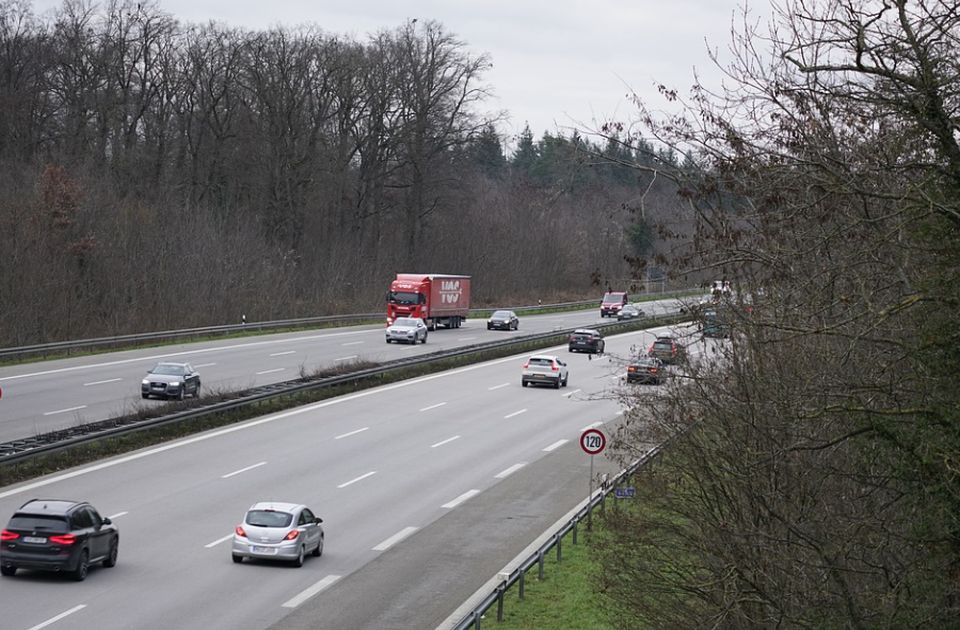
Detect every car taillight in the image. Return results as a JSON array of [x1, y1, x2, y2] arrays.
[[551, 364, 559, 372], [285, 530, 300, 541], [649, 368, 658, 373], [49, 534, 77, 545], [628, 366, 637, 373], [235, 526, 246, 538], [522, 362, 529, 369], [1, 530, 19, 541]]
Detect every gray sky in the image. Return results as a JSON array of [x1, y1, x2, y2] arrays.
[[31, 0, 755, 144]]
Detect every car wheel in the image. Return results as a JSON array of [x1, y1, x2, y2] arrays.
[[72, 550, 89, 581], [514, 322, 518, 330], [177, 387, 185, 401], [522, 380, 528, 387], [0, 565, 15, 577], [554, 379, 561, 390], [487, 324, 492, 330], [386, 338, 392, 344], [312, 535, 324, 557], [194, 382, 201, 398], [141, 393, 149, 400], [103, 538, 118, 568], [232, 554, 243, 564], [422, 333, 427, 344], [563, 375, 569, 387], [292, 546, 305, 567]]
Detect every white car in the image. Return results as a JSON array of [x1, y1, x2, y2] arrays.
[[231, 502, 324, 567], [521, 355, 569, 389], [386, 317, 428, 344]]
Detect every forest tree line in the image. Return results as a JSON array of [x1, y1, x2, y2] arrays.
[[0, 0, 687, 346]]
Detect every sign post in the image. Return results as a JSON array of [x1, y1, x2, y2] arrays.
[[580, 428, 606, 531]]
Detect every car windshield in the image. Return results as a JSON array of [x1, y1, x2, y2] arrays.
[[393, 318, 418, 327], [245, 510, 294, 528], [492, 311, 511, 318], [653, 341, 674, 350], [150, 364, 185, 376], [528, 358, 553, 367], [602, 294, 623, 304], [8, 515, 69, 533], [388, 291, 420, 305]]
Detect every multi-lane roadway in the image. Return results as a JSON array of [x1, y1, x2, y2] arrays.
[[0, 300, 684, 442], [0, 299, 712, 630]]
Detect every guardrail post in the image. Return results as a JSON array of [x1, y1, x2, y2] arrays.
[[538, 550, 545, 580], [572, 520, 578, 545], [556, 535, 562, 562], [497, 584, 504, 622], [519, 569, 525, 599]]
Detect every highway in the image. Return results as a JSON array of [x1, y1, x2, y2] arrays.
[[0, 298, 687, 442], [0, 319, 716, 630]]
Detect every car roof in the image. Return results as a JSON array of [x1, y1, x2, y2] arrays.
[[247, 501, 304, 513], [154, 361, 188, 367], [492, 310, 514, 315], [573, 328, 599, 334], [528, 354, 559, 361], [16, 499, 86, 515], [655, 334, 676, 340]]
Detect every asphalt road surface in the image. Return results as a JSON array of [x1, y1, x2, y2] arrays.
[[0, 320, 720, 630], [0, 298, 689, 442]]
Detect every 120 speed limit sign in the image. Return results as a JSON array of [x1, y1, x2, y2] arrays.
[[580, 428, 606, 455]]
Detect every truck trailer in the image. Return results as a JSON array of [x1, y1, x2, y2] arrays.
[[386, 274, 471, 330]]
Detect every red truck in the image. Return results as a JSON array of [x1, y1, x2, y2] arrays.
[[386, 274, 471, 330]]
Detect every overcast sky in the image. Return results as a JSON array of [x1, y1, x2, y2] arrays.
[[30, 0, 761, 144]]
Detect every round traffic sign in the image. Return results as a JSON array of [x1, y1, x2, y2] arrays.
[[580, 428, 606, 455]]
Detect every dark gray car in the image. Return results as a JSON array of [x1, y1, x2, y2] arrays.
[[141, 362, 201, 400], [487, 310, 519, 330]]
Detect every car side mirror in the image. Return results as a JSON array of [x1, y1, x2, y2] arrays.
[[102, 517, 112, 525], [315, 517, 323, 524]]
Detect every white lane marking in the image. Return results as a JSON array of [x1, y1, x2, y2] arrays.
[[457, 336, 476, 341], [0, 349, 594, 501], [504, 409, 527, 419], [487, 383, 509, 390], [581, 422, 603, 432], [204, 533, 234, 549], [442, 489, 480, 509], [430, 435, 461, 448], [194, 362, 217, 368], [256, 368, 284, 375], [337, 471, 377, 488], [83, 378, 122, 386], [270, 351, 296, 357], [420, 402, 447, 412], [26, 605, 87, 630], [43, 405, 87, 416], [0, 328, 380, 382], [342, 341, 365, 346], [543, 439, 568, 452], [221, 461, 267, 479], [495, 463, 527, 479], [335, 427, 369, 440], [282, 575, 342, 608], [108, 511, 128, 520], [334, 355, 358, 362], [562, 388, 581, 398], [372, 526, 419, 552]]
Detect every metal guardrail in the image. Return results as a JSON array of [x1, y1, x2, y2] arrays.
[[0, 300, 601, 362], [452, 444, 665, 630], [0, 314, 684, 465]]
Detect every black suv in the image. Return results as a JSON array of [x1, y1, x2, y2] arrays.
[[1, 499, 118, 581], [568, 329, 605, 354]]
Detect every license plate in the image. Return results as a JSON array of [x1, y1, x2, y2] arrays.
[[251, 546, 277, 555], [23, 536, 46, 544]]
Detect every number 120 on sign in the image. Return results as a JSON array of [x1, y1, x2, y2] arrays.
[[580, 428, 606, 455]]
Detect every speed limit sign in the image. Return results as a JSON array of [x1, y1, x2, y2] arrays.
[[580, 428, 606, 455]]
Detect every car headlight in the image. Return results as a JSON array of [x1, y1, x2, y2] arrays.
[[141, 379, 149, 385], [169, 381, 180, 387]]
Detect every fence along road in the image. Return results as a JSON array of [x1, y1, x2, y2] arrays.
[[0, 297, 690, 443]]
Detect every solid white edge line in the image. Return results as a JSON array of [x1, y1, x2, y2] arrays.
[[372, 526, 420, 552], [562, 388, 582, 398], [543, 439, 568, 452], [503, 409, 527, 419], [337, 471, 377, 489], [83, 378, 122, 386], [282, 575, 342, 608], [26, 604, 87, 630], [193, 362, 217, 368], [204, 533, 234, 549], [442, 489, 480, 509], [269, 350, 296, 356], [107, 511, 128, 520], [42, 405, 87, 416], [435, 488, 609, 629], [221, 461, 267, 479], [420, 402, 447, 412], [580, 422, 603, 432], [342, 341, 365, 346], [255, 368, 284, 375], [487, 383, 510, 390], [430, 435, 461, 449], [0, 335, 663, 501], [335, 427, 369, 440], [334, 355, 358, 362], [494, 463, 526, 479]]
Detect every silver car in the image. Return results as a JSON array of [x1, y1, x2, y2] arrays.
[[385, 317, 428, 344], [232, 502, 324, 566], [141, 362, 200, 400]]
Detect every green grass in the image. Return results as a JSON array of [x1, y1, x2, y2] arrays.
[[493, 527, 614, 630]]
